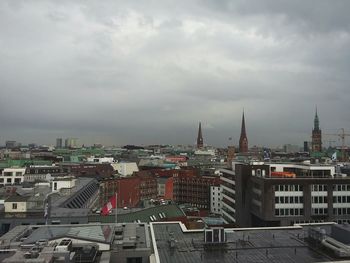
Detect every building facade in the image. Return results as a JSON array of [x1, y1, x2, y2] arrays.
[[0, 168, 26, 186], [210, 185, 222, 215], [221, 162, 350, 227], [173, 171, 220, 210]]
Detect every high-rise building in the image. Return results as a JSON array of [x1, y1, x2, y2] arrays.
[[239, 111, 248, 153], [196, 122, 204, 149], [64, 138, 78, 148], [56, 138, 63, 148], [312, 108, 322, 153]]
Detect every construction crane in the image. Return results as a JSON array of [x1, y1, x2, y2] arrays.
[[325, 128, 350, 161], [327, 140, 336, 148]]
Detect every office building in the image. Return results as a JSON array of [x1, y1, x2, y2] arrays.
[[56, 138, 63, 148], [220, 161, 350, 227]]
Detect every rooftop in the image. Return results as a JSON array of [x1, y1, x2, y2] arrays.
[[89, 204, 185, 223], [151, 222, 336, 263], [22, 224, 115, 245]]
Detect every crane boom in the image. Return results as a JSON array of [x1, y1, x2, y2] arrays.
[[325, 128, 350, 161]]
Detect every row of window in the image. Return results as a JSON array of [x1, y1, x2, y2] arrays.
[[2, 172, 23, 177], [275, 196, 303, 204], [311, 184, 327, 192], [274, 185, 303, 192], [0, 178, 21, 184], [333, 208, 350, 215], [275, 208, 304, 217], [274, 184, 350, 192], [312, 208, 328, 215], [312, 196, 327, 204], [333, 184, 350, 191], [333, 196, 350, 203], [222, 189, 235, 200]]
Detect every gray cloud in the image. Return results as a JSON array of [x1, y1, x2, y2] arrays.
[[0, 0, 349, 148]]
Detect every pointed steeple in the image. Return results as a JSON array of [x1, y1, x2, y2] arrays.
[[314, 106, 319, 131], [312, 107, 322, 153], [197, 122, 204, 148], [240, 111, 247, 138], [239, 111, 248, 153]]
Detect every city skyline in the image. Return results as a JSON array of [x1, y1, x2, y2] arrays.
[[1, 1, 350, 147]]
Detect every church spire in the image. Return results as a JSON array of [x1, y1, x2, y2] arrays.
[[314, 106, 319, 131], [239, 111, 248, 153], [197, 122, 203, 148], [312, 107, 322, 153]]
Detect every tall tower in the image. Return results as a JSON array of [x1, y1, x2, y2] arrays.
[[197, 122, 204, 148], [312, 108, 322, 152], [239, 111, 248, 153]]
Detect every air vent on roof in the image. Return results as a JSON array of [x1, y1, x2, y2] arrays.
[[204, 228, 226, 245], [55, 239, 72, 252]]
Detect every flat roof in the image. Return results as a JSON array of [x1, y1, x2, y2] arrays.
[[152, 222, 335, 263], [23, 224, 115, 245], [89, 204, 185, 223]]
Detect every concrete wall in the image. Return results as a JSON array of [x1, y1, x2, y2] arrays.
[[4, 201, 27, 213]]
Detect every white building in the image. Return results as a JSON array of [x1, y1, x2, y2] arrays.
[[4, 195, 33, 213], [111, 162, 139, 177], [0, 168, 26, 186], [210, 186, 222, 215], [52, 177, 77, 192]]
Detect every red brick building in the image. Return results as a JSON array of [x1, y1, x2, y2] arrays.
[[99, 174, 157, 208], [173, 172, 220, 210]]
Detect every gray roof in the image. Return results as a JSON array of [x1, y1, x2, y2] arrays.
[[152, 223, 334, 263], [5, 195, 30, 202], [23, 224, 115, 244], [89, 204, 185, 223]]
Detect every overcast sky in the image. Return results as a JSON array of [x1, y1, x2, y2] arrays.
[[1, 0, 349, 148]]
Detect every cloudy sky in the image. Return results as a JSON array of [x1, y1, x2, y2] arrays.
[[1, 0, 349, 147]]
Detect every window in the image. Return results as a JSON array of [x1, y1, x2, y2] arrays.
[[7, 178, 11, 183], [257, 169, 261, 176], [12, 203, 17, 210]]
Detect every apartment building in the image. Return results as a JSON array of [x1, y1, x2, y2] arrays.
[[0, 168, 26, 185]]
